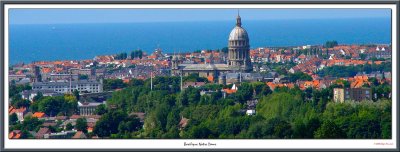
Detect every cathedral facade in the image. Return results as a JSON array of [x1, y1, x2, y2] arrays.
[[171, 13, 253, 84]]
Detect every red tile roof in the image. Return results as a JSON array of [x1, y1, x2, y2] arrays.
[[32, 112, 46, 118]]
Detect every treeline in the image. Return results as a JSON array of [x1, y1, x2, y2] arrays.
[[317, 62, 391, 78], [9, 84, 32, 108], [324, 40, 338, 48], [93, 76, 391, 139], [29, 94, 78, 117], [114, 50, 144, 60], [287, 72, 312, 82]]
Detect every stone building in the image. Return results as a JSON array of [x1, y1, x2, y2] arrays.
[[333, 88, 372, 103], [171, 13, 253, 83], [32, 80, 103, 94]]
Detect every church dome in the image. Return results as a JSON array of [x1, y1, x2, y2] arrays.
[[229, 26, 249, 41], [228, 14, 249, 41]]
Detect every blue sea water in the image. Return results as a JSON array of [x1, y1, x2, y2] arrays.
[[9, 18, 391, 65]]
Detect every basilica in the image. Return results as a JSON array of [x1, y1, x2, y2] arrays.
[[171, 13, 253, 84]]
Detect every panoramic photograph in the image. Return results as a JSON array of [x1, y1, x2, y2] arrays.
[[7, 8, 392, 140]]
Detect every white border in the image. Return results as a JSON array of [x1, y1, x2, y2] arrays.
[[3, 4, 397, 150]]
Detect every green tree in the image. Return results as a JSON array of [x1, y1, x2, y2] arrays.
[[265, 117, 293, 139], [221, 47, 228, 54], [103, 79, 127, 91], [166, 108, 180, 131], [78, 74, 89, 80], [115, 52, 128, 60], [95, 104, 108, 115], [324, 40, 338, 48], [73, 90, 80, 101], [21, 116, 43, 131], [11, 96, 30, 109], [76, 118, 88, 133], [130, 50, 143, 59], [288, 72, 312, 82], [9, 113, 18, 125], [32, 92, 43, 102], [118, 115, 142, 133], [260, 85, 272, 96], [235, 83, 253, 103], [314, 120, 346, 139], [94, 110, 127, 137], [66, 122, 74, 130]]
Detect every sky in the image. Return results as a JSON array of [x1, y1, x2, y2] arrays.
[[9, 8, 391, 24]]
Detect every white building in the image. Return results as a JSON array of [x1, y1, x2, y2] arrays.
[[21, 90, 63, 101], [78, 101, 105, 116], [246, 109, 256, 116], [32, 80, 103, 94]]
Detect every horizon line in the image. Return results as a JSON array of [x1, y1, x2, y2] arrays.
[[9, 16, 390, 25]]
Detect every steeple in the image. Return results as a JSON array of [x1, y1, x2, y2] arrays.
[[236, 10, 242, 27]]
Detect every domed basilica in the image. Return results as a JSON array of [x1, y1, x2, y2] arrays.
[[171, 13, 253, 84]]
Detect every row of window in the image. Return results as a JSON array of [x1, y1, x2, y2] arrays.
[[229, 40, 248, 46], [34, 84, 100, 89], [229, 49, 248, 59]]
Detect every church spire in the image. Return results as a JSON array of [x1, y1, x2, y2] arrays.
[[236, 10, 242, 27]]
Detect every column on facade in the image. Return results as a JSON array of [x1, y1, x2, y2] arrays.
[[239, 51, 243, 59], [90, 107, 93, 115], [235, 50, 238, 59]]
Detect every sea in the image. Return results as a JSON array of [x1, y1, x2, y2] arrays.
[[9, 17, 391, 65]]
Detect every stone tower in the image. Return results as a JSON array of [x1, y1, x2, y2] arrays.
[[228, 12, 252, 72]]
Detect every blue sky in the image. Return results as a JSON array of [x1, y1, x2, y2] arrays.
[[9, 8, 391, 24]]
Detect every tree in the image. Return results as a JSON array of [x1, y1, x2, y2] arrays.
[[324, 40, 338, 48], [235, 83, 253, 103], [11, 96, 30, 109], [166, 108, 180, 131], [73, 90, 80, 101], [130, 50, 143, 59], [66, 123, 74, 130], [32, 92, 43, 102], [94, 110, 127, 137], [118, 115, 142, 133], [359, 53, 367, 60], [221, 47, 228, 54], [266, 117, 293, 139], [76, 118, 88, 133], [9, 84, 32, 99], [95, 104, 108, 115], [103, 79, 127, 91], [304, 117, 321, 138], [314, 120, 346, 139], [37, 96, 68, 117], [21, 116, 43, 131], [288, 72, 312, 82], [186, 124, 214, 139], [115, 52, 128, 60], [260, 85, 272, 96], [20, 130, 33, 139], [9, 113, 18, 125], [129, 78, 144, 86], [78, 74, 89, 80]]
